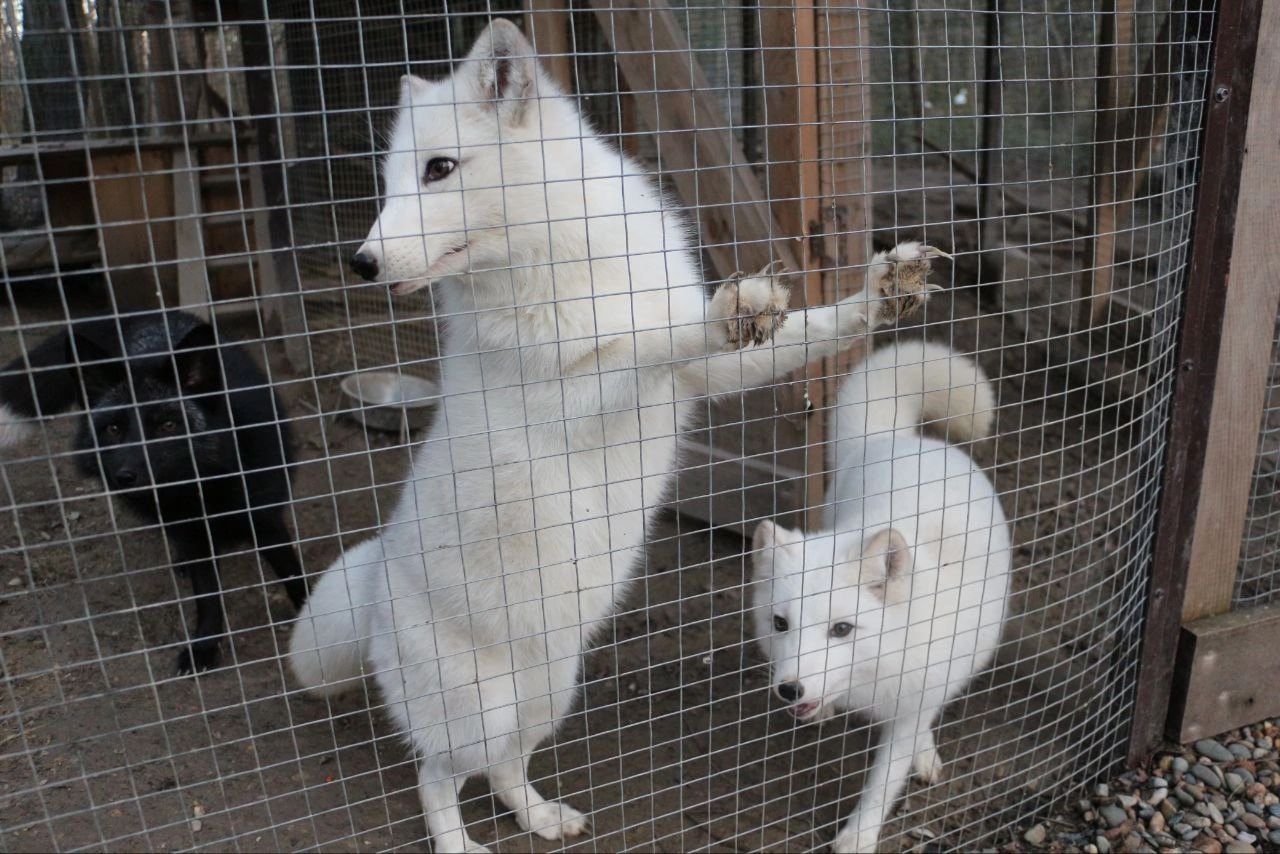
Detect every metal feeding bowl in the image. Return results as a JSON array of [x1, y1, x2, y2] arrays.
[[339, 371, 439, 434]]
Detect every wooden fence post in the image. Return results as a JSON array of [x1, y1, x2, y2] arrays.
[[1126, 0, 1264, 765]]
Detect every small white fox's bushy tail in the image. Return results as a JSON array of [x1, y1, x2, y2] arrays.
[[287, 537, 387, 696], [836, 340, 996, 450]]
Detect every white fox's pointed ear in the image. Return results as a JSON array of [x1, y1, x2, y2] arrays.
[[861, 528, 912, 602], [753, 520, 801, 569], [399, 74, 429, 106], [459, 18, 538, 123]]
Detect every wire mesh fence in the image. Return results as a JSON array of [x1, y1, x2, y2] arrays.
[[0, 1, 1215, 851], [1235, 316, 1280, 610]]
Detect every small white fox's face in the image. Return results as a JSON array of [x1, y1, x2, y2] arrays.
[[750, 521, 912, 722], [353, 19, 553, 294]]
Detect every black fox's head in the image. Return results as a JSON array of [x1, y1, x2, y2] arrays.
[[72, 322, 234, 493]]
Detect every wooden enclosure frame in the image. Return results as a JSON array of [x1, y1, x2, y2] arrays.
[[1127, 0, 1272, 763]]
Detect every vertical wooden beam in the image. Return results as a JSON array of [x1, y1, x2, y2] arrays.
[[1179, 1, 1280, 624], [525, 0, 574, 92], [1127, 0, 1263, 764], [760, 0, 824, 526]]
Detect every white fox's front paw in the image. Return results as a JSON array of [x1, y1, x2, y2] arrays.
[[519, 800, 590, 840], [867, 240, 948, 324], [913, 745, 943, 784], [710, 261, 791, 347], [831, 817, 881, 853]]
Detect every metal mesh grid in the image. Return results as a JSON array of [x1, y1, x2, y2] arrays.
[[0, 2, 1213, 851], [1234, 317, 1280, 609]]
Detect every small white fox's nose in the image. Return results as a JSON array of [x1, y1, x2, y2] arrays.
[[775, 681, 804, 703]]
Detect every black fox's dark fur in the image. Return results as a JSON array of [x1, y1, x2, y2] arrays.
[[0, 309, 307, 674]]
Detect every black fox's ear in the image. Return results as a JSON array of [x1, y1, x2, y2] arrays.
[[66, 326, 124, 397], [173, 324, 223, 393]]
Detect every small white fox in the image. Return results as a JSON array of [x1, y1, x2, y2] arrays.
[[288, 18, 944, 854], [751, 340, 1010, 853]]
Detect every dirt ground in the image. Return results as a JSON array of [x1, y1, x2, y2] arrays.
[[0, 223, 1167, 852]]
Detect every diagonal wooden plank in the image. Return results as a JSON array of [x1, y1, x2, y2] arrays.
[[588, 0, 799, 281]]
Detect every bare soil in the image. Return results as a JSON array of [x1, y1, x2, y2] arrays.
[[0, 240, 1160, 852]]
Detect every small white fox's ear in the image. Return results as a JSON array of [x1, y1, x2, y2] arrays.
[[399, 74, 429, 106], [753, 520, 802, 574], [861, 528, 912, 602], [459, 18, 538, 123]]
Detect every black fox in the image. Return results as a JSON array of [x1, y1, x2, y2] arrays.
[[0, 309, 307, 675]]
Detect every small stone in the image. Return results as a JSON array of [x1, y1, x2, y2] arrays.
[[1161, 799, 1178, 819], [910, 827, 936, 840], [1024, 824, 1047, 846], [1084, 846, 1098, 854], [1237, 832, 1257, 844], [1229, 743, 1253, 760], [1224, 843, 1254, 854], [1192, 764, 1224, 788], [1096, 835, 1111, 854], [1119, 794, 1140, 809], [1150, 776, 1169, 789], [1189, 816, 1212, 829], [1100, 804, 1128, 828], [1174, 757, 1192, 774], [1079, 798, 1094, 814], [1267, 804, 1280, 818], [1269, 830, 1280, 845], [1271, 816, 1280, 830], [1226, 773, 1246, 793], [1243, 813, 1266, 830], [1197, 740, 1235, 763], [1235, 767, 1256, 786], [1096, 783, 1111, 799], [191, 819, 202, 832], [1150, 812, 1167, 834], [1209, 802, 1226, 824], [1177, 786, 1199, 807], [6, 577, 20, 587], [1195, 835, 1223, 854], [1124, 832, 1143, 851], [1149, 787, 1169, 807]]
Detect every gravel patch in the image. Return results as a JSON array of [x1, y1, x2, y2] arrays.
[[1012, 719, 1280, 853]]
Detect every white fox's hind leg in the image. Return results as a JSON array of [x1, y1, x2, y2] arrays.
[[490, 757, 589, 840], [911, 730, 943, 784], [419, 762, 489, 854]]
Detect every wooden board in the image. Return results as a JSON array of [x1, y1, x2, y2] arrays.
[[1180, 0, 1280, 623], [588, 0, 799, 281], [1125, 0, 1264, 765], [1168, 603, 1280, 743], [89, 149, 176, 303], [525, 0, 574, 91]]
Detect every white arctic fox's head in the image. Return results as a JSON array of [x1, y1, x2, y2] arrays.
[[749, 520, 913, 722], [351, 19, 565, 295]]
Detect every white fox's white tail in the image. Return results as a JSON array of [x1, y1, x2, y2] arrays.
[[836, 340, 996, 448], [287, 537, 386, 696]]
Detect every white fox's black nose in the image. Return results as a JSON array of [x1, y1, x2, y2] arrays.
[[350, 251, 379, 282], [775, 681, 804, 702]]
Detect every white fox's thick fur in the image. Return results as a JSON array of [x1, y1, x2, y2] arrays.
[[751, 341, 1009, 853], [289, 19, 943, 853]]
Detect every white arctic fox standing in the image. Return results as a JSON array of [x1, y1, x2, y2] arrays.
[[289, 19, 944, 853], [751, 340, 1010, 853]]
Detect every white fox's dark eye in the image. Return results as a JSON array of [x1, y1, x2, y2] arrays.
[[772, 615, 789, 633], [830, 622, 853, 639], [423, 157, 457, 184]]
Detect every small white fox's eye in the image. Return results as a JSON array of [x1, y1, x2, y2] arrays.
[[772, 615, 789, 633], [830, 622, 853, 639], [423, 157, 458, 184]]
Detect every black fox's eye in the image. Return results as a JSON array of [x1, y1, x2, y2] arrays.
[[830, 622, 853, 639], [772, 615, 789, 633], [103, 423, 121, 438], [157, 419, 178, 434], [423, 157, 458, 184]]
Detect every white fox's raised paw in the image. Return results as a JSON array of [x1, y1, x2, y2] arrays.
[[519, 800, 590, 841], [868, 241, 949, 323], [710, 261, 791, 347], [830, 820, 880, 854]]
